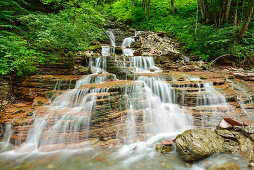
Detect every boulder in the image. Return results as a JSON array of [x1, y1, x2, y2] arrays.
[[175, 129, 224, 162], [208, 162, 240, 170]]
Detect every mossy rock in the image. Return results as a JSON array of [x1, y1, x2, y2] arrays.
[[88, 45, 102, 51], [228, 75, 235, 79], [200, 76, 207, 80], [155, 144, 173, 154]]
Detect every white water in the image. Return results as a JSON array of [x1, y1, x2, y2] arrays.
[[0, 31, 239, 170]]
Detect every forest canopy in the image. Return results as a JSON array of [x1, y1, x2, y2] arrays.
[[0, 0, 253, 77]]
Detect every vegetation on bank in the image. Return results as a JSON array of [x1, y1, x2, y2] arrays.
[[108, 0, 254, 62], [1, 0, 253, 78], [0, 0, 107, 77]]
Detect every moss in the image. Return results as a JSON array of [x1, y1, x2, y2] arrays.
[[88, 45, 102, 51], [200, 76, 207, 80]]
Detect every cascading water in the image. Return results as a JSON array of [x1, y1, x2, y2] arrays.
[[0, 31, 247, 170]]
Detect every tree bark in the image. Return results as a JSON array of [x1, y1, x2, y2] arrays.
[[235, 0, 254, 42], [148, 0, 151, 20], [132, 0, 134, 6], [171, 0, 176, 13], [195, 0, 199, 34], [225, 0, 232, 21], [202, 0, 209, 23], [234, 0, 239, 27], [143, 0, 146, 18]]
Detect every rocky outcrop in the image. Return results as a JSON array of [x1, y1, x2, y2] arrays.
[[175, 129, 224, 162], [175, 118, 254, 162]]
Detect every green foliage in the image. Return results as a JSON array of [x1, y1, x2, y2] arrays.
[[109, 0, 253, 61], [0, 0, 106, 77]]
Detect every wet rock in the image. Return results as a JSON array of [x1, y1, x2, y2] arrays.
[[155, 144, 173, 154], [175, 129, 224, 162], [88, 45, 102, 51], [228, 75, 235, 79], [133, 51, 141, 56], [200, 76, 207, 80], [249, 162, 254, 169], [12, 110, 24, 115], [115, 46, 122, 54], [75, 66, 92, 75], [26, 112, 33, 116], [208, 162, 240, 170], [150, 68, 155, 72]]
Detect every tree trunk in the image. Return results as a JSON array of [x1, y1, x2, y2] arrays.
[[202, 0, 209, 23], [234, 0, 239, 27], [148, 0, 151, 20], [195, 0, 199, 34], [198, 0, 205, 20], [132, 0, 134, 6], [225, 0, 232, 21], [143, 0, 146, 18], [235, 0, 254, 42], [171, 0, 176, 13]]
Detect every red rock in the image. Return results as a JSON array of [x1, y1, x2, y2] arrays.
[[150, 49, 155, 54], [243, 120, 251, 126], [161, 140, 172, 146], [13, 103, 27, 107], [171, 138, 176, 142], [133, 51, 141, 56], [224, 118, 242, 126]]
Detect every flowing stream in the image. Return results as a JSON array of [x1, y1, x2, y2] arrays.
[[0, 30, 249, 169]]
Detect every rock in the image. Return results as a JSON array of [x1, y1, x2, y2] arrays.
[[208, 162, 240, 170], [115, 46, 122, 54], [12, 110, 24, 115], [228, 75, 235, 79], [217, 119, 232, 129], [215, 129, 239, 139], [13, 103, 27, 107], [249, 162, 254, 169], [223, 118, 242, 126], [133, 51, 141, 56], [161, 140, 172, 146], [75, 66, 92, 75], [155, 144, 173, 154], [200, 76, 207, 80], [26, 112, 33, 116], [175, 129, 224, 162], [150, 68, 155, 72], [88, 45, 102, 51], [98, 71, 103, 74], [150, 49, 155, 54]]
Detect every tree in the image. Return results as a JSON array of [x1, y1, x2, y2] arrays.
[[235, 0, 254, 42], [171, 0, 175, 13]]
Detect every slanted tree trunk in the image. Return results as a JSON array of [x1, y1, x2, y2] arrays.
[[225, 0, 232, 21], [202, 0, 209, 23], [171, 0, 176, 13], [198, 0, 205, 20], [234, 0, 239, 27], [148, 0, 151, 20], [235, 0, 254, 42]]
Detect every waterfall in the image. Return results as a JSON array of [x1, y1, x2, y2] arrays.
[[0, 30, 241, 169], [122, 37, 135, 56], [105, 30, 116, 47], [1, 124, 13, 147]]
